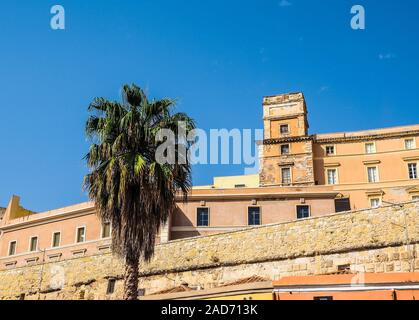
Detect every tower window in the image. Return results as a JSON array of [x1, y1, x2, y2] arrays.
[[281, 144, 290, 155], [280, 124, 289, 135], [281, 167, 291, 185], [325, 145, 335, 156]]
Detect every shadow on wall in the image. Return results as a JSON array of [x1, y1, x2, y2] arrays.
[[170, 206, 199, 240]]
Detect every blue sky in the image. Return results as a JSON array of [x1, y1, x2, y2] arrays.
[[0, 0, 418, 211]]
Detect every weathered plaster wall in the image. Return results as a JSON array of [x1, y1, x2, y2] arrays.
[[260, 141, 314, 186], [0, 202, 418, 300]]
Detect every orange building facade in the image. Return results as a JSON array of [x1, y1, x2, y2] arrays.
[[0, 92, 418, 270], [260, 93, 419, 209]]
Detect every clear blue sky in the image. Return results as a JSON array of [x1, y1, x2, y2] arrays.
[[1, 0, 418, 211]]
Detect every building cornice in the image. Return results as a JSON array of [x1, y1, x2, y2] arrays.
[[263, 129, 419, 146], [315, 129, 419, 144], [263, 113, 305, 121], [263, 136, 313, 145], [180, 191, 339, 201], [0, 207, 96, 232], [1, 189, 338, 231]]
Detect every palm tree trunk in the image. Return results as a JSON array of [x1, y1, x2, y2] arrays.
[[123, 256, 139, 300]]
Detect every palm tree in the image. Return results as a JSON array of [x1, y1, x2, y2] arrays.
[[84, 84, 195, 300]]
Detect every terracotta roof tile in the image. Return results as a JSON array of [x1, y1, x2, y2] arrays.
[[151, 284, 193, 295], [218, 276, 269, 287]]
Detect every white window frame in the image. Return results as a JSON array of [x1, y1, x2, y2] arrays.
[[281, 167, 292, 185], [365, 142, 376, 154], [51, 231, 61, 248], [325, 145, 336, 156], [367, 166, 380, 183], [8, 240, 17, 256], [326, 168, 339, 185], [369, 197, 382, 208], [75, 226, 86, 243], [408, 162, 418, 180], [405, 138, 416, 150], [28, 236, 39, 252]]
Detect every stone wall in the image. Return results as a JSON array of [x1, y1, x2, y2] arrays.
[[0, 202, 418, 300]]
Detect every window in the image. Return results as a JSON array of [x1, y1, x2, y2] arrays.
[[326, 169, 338, 185], [280, 124, 289, 135], [405, 138, 416, 150], [365, 142, 376, 154], [280, 144, 290, 155], [197, 208, 209, 227], [335, 198, 351, 213], [338, 264, 351, 272], [29, 237, 38, 252], [76, 227, 86, 243], [325, 145, 335, 156], [102, 222, 111, 238], [281, 167, 291, 185], [248, 207, 261, 226], [52, 232, 61, 248], [370, 198, 381, 208], [8, 241, 17, 256], [106, 279, 116, 295], [297, 205, 310, 219], [408, 163, 418, 180], [367, 166, 379, 183]]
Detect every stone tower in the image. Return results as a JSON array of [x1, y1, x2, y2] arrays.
[[259, 92, 315, 187]]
